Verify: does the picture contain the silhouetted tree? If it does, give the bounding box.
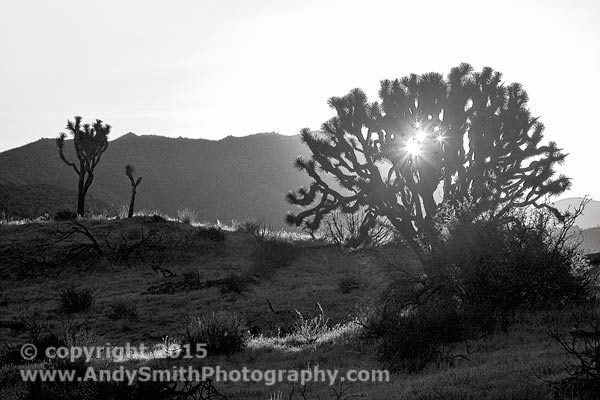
[56,116,110,216]
[125,164,142,218]
[286,64,570,254]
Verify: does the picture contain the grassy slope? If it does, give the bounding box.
[0,219,412,343]
[0,219,576,399]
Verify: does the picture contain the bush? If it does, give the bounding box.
[293,303,330,345]
[1,312,67,366]
[320,207,395,248]
[106,301,138,322]
[184,311,247,356]
[177,208,197,224]
[425,206,587,327]
[54,209,78,221]
[366,205,589,372]
[236,219,270,238]
[365,279,471,372]
[58,286,95,314]
[250,238,297,277]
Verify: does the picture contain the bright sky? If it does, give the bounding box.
[1,0,599,199]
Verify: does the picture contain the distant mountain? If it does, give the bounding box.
[1,135,597,231]
[581,227,600,253]
[554,197,600,230]
[0,133,311,227]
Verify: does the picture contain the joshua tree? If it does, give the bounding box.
[286,64,570,254]
[56,116,111,216]
[125,164,143,218]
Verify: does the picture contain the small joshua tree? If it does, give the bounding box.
[56,116,110,216]
[125,164,143,218]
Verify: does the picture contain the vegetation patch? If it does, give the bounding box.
[184,311,247,356]
[58,285,95,314]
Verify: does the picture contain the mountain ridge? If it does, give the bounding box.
[1,135,597,235]
[0,133,310,227]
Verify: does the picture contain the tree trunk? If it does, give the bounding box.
[128,189,137,218]
[77,174,86,216]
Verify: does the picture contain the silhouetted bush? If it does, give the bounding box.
[1,312,67,367]
[425,206,587,327]
[321,208,395,248]
[54,209,78,221]
[236,219,269,238]
[367,205,589,372]
[58,285,95,314]
[365,278,472,372]
[177,208,197,224]
[184,311,247,356]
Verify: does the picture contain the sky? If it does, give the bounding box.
[1,0,599,199]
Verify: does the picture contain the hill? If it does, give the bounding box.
[1,135,597,231]
[581,227,600,253]
[0,133,311,227]
[554,197,600,230]
[0,218,584,399]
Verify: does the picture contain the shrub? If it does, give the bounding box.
[293,303,330,345]
[236,219,270,238]
[106,301,138,322]
[194,226,225,242]
[366,205,588,372]
[184,311,247,356]
[424,206,587,327]
[54,209,78,221]
[338,275,360,293]
[320,207,395,248]
[177,208,197,224]
[250,238,297,277]
[58,285,95,314]
[365,279,470,372]
[2,312,67,366]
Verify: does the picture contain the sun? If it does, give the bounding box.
[414,130,427,142]
[405,137,421,156]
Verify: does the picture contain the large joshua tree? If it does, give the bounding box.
[56,116,111,216]
[286,64,570,254]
